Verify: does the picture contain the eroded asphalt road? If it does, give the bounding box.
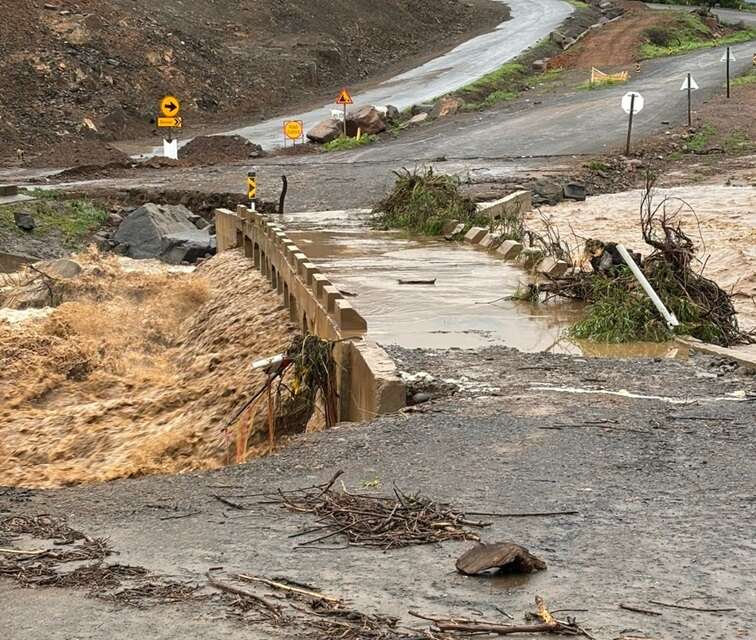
[3,347,755,639]
[141,0,573,155]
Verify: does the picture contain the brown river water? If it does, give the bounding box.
[280,209,684,358]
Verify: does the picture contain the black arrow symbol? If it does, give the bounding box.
[165,101,177,113]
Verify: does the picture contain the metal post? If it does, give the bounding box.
[687,72,692,128]
[726,47,731,99]
[625,93,635,156]
[342,103,347,137]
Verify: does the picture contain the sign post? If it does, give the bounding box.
[247,169,257,212]
[157,95,182,159]
[721,48,736,99]
[680,74,699,128]
[621,91,644,156]
[282,120,304,146]
[335,88,353,137]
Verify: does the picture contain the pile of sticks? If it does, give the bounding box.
[262,471,489,550]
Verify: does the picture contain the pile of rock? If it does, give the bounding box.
[307,105,399,144]
[111,203,216,264]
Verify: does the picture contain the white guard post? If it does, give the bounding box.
[617,244,680,329]
[163,139,178,160]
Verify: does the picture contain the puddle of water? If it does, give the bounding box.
[281,210,684,358]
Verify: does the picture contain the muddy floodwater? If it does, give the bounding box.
[280,209,685,358]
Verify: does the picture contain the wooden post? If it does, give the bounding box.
[687,72,692,128]
[625,93,635,156]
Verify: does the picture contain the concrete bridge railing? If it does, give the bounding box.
[215,206,406,423]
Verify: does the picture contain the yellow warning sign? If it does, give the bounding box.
[247,175,257,200]
[157,116,182,128]
[160,95,181,117]
[283,120,304,141]
[335,88,353,105]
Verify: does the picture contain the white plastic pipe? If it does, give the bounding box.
[617,244,679,328]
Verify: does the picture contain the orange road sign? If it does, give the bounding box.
[283,120,304,140]
[160,95,181,117]
[335,88,353,105]
[157,116,182,128]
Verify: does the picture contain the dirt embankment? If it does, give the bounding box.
[0,250,297,488]
[0,0,507,165]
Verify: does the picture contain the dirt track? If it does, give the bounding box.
[2,345,755,639]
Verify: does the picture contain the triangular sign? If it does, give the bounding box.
[335,88,353,105]
[680,75,699,91]
[720,50,736,62]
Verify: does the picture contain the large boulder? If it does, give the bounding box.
[14,211,35,232]
[307,118,342,144]
[346,106,387,136]
[113,203,216,264]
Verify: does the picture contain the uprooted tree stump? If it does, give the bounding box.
[456,542,547,576]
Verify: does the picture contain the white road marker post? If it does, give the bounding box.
[680,73,699,128]
[721,47,736,99]
[621,91,644,156]
[617,244,680,329]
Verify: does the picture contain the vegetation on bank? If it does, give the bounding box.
[323,134,377,152]
[372,168,485,235]
[639,12,756,59]
[732,68,756,86]
[455,62,564,110]
[649,0,747,9]
[0,194,108,247]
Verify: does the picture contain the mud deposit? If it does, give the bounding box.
[0,250,295,488]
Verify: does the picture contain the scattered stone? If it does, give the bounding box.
[14,211,36,232]
[347,106,387,136]
[532,59,549,73]
[113,203,216,264]
[456,542,547,576]
[35,258,83,279]
[442,219,460,236]
[385,105,400,122]
[430,96,463,119]
[407,113,429,126]
[411,103,434,115]
[532,179,564,206]
[187,213,210,230]
[306,118,342,144]
[411,392,431,405]
[106,212,123,227]
[563,181,586,201]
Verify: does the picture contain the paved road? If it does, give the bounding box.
[342,39,756,161]
[143,0,573,155]
[646,2,756,26]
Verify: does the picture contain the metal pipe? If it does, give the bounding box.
[616,244,680,329]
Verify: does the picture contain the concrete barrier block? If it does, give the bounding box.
[497,240,524,260]
[480,232,502,249]
[335,299,368,332]
[301,262,320,286]
[322,285,344,313]
[478,190,532,220]
[293,252,308,275]
[442,219,460,236]
[284,243,299,260]
[312,273,331,299]
[538,257,571,278]
[465,227,488,244]
[518,248,545,270]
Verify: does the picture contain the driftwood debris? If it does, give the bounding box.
[411,596,593,637]
[262,470,489,549]
[398,278,437,285]
[456,542,547,576]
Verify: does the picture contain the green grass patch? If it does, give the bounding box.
[732,69,756,87]
[686,123,717,152]
[0,197,108,247]
[323,134,377,152]
[567,0,590,8]
[372,168,489,236]
[639,13,756,59]
[455,62,563,111]
[723,129,754,153]
[585,160,610,172]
